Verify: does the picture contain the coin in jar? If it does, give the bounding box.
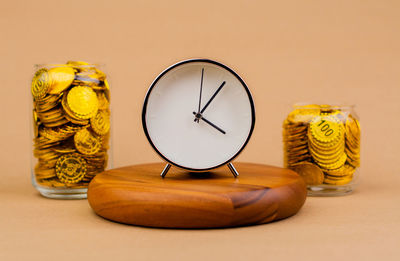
[55,153,87,184]
[67,86,99,119]
[48,66,75,94]
[74,128,101,155]
[90,110,110,136]
[32,68,51,100]
[309,114,343,144]
[291,162,324,185]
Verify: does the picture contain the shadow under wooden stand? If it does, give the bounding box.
[88,162,307,228]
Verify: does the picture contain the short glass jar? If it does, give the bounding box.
[31,61,111,199]
[283,104,360,196]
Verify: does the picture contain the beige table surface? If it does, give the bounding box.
[1,0,400,260]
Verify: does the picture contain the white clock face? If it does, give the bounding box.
[143,59,255,171]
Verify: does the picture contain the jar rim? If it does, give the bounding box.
[34,62,105,68]
[292,102,356,110]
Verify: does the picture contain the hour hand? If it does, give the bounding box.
[193,112,226,134]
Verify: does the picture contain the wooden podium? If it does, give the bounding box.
[88,162,307,228]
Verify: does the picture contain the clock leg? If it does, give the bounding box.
[227,163,239,178]
[160,164,171,178]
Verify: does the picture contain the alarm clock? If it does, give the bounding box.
[142,59,255,177]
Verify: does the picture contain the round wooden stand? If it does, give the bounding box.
[87,162,307,228]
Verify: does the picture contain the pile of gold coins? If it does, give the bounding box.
[283,105,360,186]
[31,61,110,189]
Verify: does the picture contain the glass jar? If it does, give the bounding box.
[31,61,111,199]
[283,104,360,196]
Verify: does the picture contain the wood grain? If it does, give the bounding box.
[87,162,307,228]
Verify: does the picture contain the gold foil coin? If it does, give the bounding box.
[33,109,39,138]
[291,162,324,185]
[104,79,110,100]
[61,94,89,125]
[316,152,347,171]
[90,110,110,136]
[309,114,343,143]
[67,86,99,119]
[32,68,51,100]
[97,92,109,110]
[323,175,353,185]
[67,61,90,66]
[74,128,101,155]
[48,66,75,94]
[55,154,87,184]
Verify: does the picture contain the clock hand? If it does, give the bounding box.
[192,112,226,134]
[200,81,226,114]
[201,117,226,134]
[194,68,204,123]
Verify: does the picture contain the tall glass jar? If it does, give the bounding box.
[31,61,111,199]
[283,104,360,196]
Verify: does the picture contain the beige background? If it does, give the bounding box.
[1,0,400,260]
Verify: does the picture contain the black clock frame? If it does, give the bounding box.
[142,59,256,172]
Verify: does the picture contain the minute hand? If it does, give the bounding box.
[200,81,226,114]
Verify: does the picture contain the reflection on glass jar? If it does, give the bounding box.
[283,104,360,196]
[31,61,111,199]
